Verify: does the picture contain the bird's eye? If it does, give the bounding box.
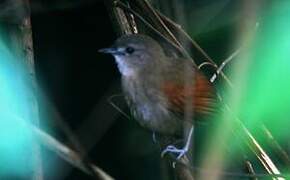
[125,47,135,54]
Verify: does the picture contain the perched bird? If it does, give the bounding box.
[99,34,216,159]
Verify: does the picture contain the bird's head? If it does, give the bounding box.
[99,34,166,76]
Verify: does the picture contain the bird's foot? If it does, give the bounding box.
[161,144,188,160]
[161,126,194,168]
[161,145,189,168]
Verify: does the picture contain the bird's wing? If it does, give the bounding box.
[161,71,216,118]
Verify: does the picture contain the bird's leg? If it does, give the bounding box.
[161,125,194,160]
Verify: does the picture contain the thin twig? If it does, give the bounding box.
[198,62,217,70]
[245,160,258,180]
[105,0,133,35]
[107,94,131,120]
[52,110,101,179]
[123,1,138,34]
[261,125,290,169]
[210,48,241,83]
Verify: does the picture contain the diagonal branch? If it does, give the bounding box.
[7,111,114,180]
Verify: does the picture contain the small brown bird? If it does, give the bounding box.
[99,34,216,159]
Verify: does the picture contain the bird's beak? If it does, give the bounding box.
[98,47,124,55]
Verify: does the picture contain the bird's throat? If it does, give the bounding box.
[114,56,136,77]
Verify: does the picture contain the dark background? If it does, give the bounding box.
[29,0,241,179]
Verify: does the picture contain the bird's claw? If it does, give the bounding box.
[160,126,194,168]
[161,145,188,160]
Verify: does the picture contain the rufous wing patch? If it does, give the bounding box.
[162,72,216,116]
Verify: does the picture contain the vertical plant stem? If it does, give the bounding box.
[20,1,43,179]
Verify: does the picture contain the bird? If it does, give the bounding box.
[99,34,216,160]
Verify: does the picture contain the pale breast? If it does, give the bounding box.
[132,101,182,135]
[123,77,183,136]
